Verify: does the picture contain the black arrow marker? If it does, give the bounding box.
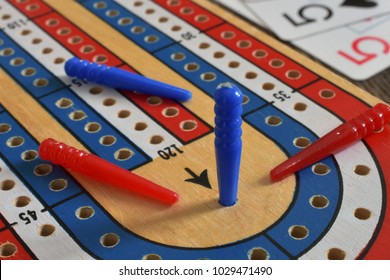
[184,168,212,189]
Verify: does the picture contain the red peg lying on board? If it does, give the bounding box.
[270,103,390,181]
[38,138,179,204]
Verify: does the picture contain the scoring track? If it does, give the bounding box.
[0,0,389,259]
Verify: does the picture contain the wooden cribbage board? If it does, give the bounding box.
[0,0,389,260]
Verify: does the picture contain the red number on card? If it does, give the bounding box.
[337,36,390,65]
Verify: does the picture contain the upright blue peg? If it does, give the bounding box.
[214,83,243,206]
[64,57,192,102]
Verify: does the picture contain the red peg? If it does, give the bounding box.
[38,138,179,204]
[270,103,390,181]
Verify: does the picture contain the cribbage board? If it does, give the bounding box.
[0,0,389,260]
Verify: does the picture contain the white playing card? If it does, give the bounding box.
[214,0,269,27]
[293,14,390,80]
[245,0,390,40]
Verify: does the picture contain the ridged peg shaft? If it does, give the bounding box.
[270,103,390,181]
[38,138,179,204]
[64,57,192,101]
[214,83,243,206]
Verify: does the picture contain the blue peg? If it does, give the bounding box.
[64,57,192,102]
[214,83,243,206]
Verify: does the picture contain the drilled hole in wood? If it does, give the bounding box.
[143,254,162,260]
[32,38,42,44]
[80,45,95,54]
[21,150,38,161]
[93,1,107,9]
[147,96,163,106]
[7,136,25,147]
[265,116,282,126]
[106,9,119,17]
[56,97,73,108]
[293,137,311,148]
[327,248,346,260]
[310,195,329,209]
[131,26,145,34]
[162,107,179,117]
[57,27,71,36]
[100,233,120,248]
[171,52,185,61]
[354,208,371,220]
[0,123,11,133]
[237,40,251,48]
[248,248,270,260]
[228,61,240,68]
[117,110,131,118]
[150,135,164,145]
[20,29,31,36]
[242,95,250,105]
[0,243,17,258]
[180,6,193,14]
[0,48,14,56]
[118,17,133,25]
[354,165,370,176]
[213,51,225,59]
[21,67,36,76]
[1,14,11,20]
[159,17,169,23]
[221,30,235,39]
[198,42,210,49]
[134,122,148,131]
[68,36,83,44]
[14,196,31,207]
[49,179,68,191]
[286,70,302,80]
[1,179,15,191]
[89,86,104,94]
[253,49,268,58]
[167,0,181,7]
[93,55,108,64]
[195,14,209,23]
[262,82,275,90]
[180,120,198,131]
[103,98,116,106]
[53,57,65,64]
[26,3,39,11]
[245,72,257,79]
[10,57,25,66]
[145,35,159,43]
[34,164,52,176]
[201,72,216,81]
[33,78,49,87]
[289,225,308,240]
[45,18,59,27]
[319,89,336,99]
[69,110,87,121]
[76,206,95,220]
[114,149,133,161]
[184,62,199,71]
[312,163,330,175]
[100,135,116,146]
[85,122,101,133]
[269,58,285,68]
[39,224,56,237]
[293,102,307,111]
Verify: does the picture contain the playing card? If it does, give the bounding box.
[293,14,390,80]
[214,0,269,27]
[245,0,390,40]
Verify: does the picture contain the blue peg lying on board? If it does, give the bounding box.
[64,57,192,102]
[214,82,243,207]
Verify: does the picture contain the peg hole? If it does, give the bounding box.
[131,26,145,34]
[180,120,197,131]
[237,40,251,49]
[312,163,330,176]
[49,179,68,192]
[100,233,120,248]
[252,49,268,58]
[198,42,210,49]
[56,97,73,108]
[269,58,285,68]
[147,96,163,106]
[143,254,162,260]
[0,123,11,133]
[114,148,133,161]
[76,206,95,220]
[213,51,225,59]
[310,195,329,209]
[34,164,52,176]
[14,196,31,207]
[354,165,370,176]
[162,107,179,118]
[1,179,15,191]
[118,17,133,25]
[0,243,17,258]
[293,137,311,148]
[221,30,235,40]
[85,122,101,133]
[195,14,209,23]
[242,95,250,105]
[117,110,131,118]
[145,35,159,43]
[89,86,104,95]
[228,61,240,68]
[0,48,15,56]
[245,72,257,79]
[286,70,302,80]
[184,62,199,72]
[262,82,275,91]
[69,110,87,121]
[102,98,116,106]
[265,116,282,126]
[327,248,346,260]
[57,27,71,36]
[21,150,38,161]
[39,224,56,237]
[33,78,49,87]
[288,225,308,240]
[319,89,336,99]
[150,135,164,145]
[134,122,148,131]
[10,57,25,66]
[201,72,216,81]
[354,208,371,220]
[293,102,307,112]
[93,55,108,64]
[248,247,270,260]
[100,135,116,146]
[7,136,25,147]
